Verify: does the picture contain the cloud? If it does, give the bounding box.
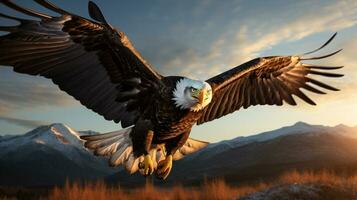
[230,0,357,61]
[148,0,357,80]
[0,69,76,114]
[0,116,48,129]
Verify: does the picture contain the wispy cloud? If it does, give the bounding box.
[0,116,48,129]
[228,0,357,63]
[149,0,357,80]
[0,70,75,114]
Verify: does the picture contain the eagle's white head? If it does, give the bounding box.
[172,78,213,112]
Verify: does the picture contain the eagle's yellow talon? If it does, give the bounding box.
[142,154,154,176]
[156,155,173,180]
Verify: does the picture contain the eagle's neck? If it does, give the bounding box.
[172,78,194,110]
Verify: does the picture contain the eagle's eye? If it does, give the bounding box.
[190,87,197,93]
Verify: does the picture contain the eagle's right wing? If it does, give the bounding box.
[198,33,343,125]
[0,0,162,127]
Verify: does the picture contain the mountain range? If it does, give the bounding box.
[108,122,357,186]
[1,122,356,186]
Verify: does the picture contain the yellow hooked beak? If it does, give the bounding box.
[198,89,206,104]
[193,89,206,104]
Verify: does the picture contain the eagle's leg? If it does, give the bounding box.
[142,130,154,176]
[156,154,173,180]
[155,154,172,180]
[156,131,189,180]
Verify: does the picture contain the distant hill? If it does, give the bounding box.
[1,122,357,187]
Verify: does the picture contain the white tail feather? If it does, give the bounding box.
[85,136,120,149]
[92,133,126,149]
[125,154,140,174]
[81,127,132,141]
[81,128,209,175]
[83,129,130,149]
[95,142,120,156]
[172,137,209,160]
[80,127,135,167]
[110,143,132,166]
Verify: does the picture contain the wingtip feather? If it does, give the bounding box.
[303,32,338,56]
[301,49,342,60]
[88,1,108,24]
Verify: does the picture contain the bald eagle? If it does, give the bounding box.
[0,0,343,180]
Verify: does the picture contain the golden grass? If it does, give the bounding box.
[40,179,268,200]
[2,170,357,200]
[279,169,357,193]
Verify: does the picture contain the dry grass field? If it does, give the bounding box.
[1,170,357,200]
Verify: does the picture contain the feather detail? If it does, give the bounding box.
[80,127,135,168]
[197,33,343,125]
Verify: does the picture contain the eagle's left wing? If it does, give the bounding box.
[0,0,163,128]
[197,33,343,125]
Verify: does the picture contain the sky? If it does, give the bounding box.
[0,0,356,142]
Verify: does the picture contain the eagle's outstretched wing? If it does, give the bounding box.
[198,33,343,125]
[0,0,162,127]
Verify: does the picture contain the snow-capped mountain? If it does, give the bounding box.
[1,124,101,163]
[1,124,80,155]
[0,123,119,186]
[1,121,357,186]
